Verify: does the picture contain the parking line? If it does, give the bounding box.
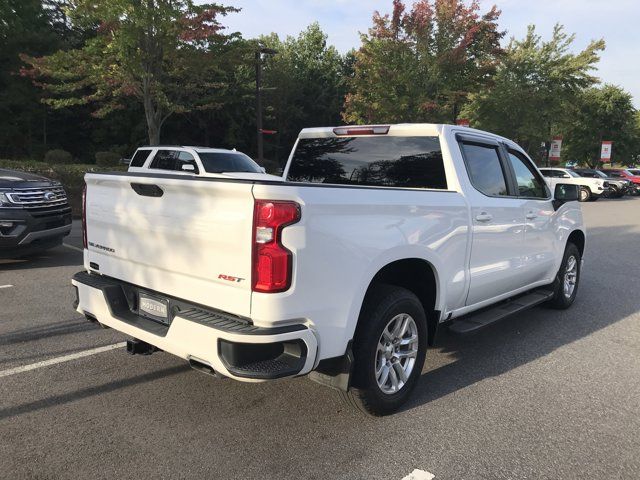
[63,243,84,253]
[0,285,14,289]
[401,469,435,480]
[0,342,126,379]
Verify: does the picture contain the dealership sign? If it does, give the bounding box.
[600,141,613,163]
[549,136,563,162]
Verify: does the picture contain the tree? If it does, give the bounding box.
[258,23,349,166]
[0,0,63,157]
[343,0,504,124]
[560,85,638,167]
[461,25,605,159]
[22,0,239,145]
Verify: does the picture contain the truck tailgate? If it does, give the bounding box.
[84,173,255,317]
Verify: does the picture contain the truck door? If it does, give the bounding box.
[503,147,557,285]
[457,136,528,306]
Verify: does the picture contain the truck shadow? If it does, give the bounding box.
[0,318,99,346]
[405,224,640,412]
[0,245,82,270]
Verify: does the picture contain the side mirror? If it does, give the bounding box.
[553,184,579,209]
[181,163,195,172]
[120,158,131,166]
[260,167,266,174]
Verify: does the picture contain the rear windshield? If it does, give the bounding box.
[286,136,447,189]
[198,152,262,174]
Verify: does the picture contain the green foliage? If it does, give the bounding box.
[258,23,350,166]
[44,148,73,164]
[343,0,504,124]
[461,25,605,159]
[22,0,240,145]
[560,85,638,167]
[95,151,121,166]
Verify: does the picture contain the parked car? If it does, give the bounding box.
[600,168,640,195]
[571,168,630,198]
[127,145,282,180]
[0,169,72,258]
[539,167,606,201]
[73,124,585,415]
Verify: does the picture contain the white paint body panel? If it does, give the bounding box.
[78,124,585,379]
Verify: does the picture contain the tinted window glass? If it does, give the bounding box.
[149,150,179,171]
[198,152,262,173]
[507,150,548,198]
[287,136,447,189]
[460,143,508,196]
[130,149,152,167]
[176,151,199,173]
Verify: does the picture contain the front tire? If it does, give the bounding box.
[547,243,581,309]
[578,187,590,202]
[341,285,427,416]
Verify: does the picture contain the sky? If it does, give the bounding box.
[218,0,640,107]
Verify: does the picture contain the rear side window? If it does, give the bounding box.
[130,149,152,167]
[287,136,447,189]
[460,143,508,196]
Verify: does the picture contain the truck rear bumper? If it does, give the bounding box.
[72,271,317,381]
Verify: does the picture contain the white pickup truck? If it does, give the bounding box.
[73,124,585,415]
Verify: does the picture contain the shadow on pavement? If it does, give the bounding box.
[0,246,82,271]
[404,224,640,412]
[0,318,99,346]
[0,365,191,421]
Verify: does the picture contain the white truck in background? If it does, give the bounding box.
[72,124,585,415]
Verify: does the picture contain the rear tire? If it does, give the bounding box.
[578,187,590,202]
[547,243,581,309]
[340,285,427,416]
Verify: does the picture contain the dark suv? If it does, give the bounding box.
[0,169,72,258]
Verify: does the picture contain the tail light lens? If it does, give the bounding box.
[82,183,88,249]
[252,200,301,293]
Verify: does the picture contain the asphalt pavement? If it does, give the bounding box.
[1,200,639,480]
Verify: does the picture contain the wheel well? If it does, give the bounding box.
[568,230,585,256]
[359,258,439,345]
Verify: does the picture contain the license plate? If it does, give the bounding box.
[138,292,169,324]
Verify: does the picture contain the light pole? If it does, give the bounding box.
[255,46,277,163]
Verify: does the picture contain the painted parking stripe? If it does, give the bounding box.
[0,285,14,289]
[62,243,84,253]
[401,469,435,480]
[0,342,126,379]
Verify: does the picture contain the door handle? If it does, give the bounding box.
[475,213,493,222]
[526,212,538,220]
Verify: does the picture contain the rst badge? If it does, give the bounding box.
[218,274,245,283]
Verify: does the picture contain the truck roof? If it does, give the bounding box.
[298,123,517,146]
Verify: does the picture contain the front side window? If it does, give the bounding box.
[460,142,508,196]
[506,150,549,198]
[149,150,178,171]
[287,136,447,189]
[198,152,262,174]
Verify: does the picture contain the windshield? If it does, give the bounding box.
[197,152,262,174]
[593,171,608,178]
[566,170,581,178]
[628,169,640,176]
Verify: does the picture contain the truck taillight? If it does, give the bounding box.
[252,200,300,293]
[82,184,87,249]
